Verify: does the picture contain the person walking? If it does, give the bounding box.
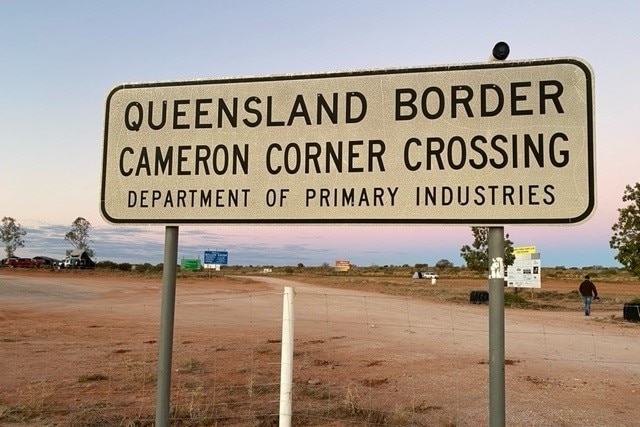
[579,275,599,316]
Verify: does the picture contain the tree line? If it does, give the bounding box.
[1,216,94,259]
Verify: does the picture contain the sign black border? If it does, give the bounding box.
[101,58,595,225]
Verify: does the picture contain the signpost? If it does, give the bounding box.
[180,258,201,270]
[203,250,228,271]
[204,250,228,265]
[507,246,541,288]
[334,260,350,272]
[101,51,594,427]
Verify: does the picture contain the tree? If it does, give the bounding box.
[460,227,515,272]
[435,259,454,269]
[65,217,94,257]
[1,216,27,258]
[610,183,640,277]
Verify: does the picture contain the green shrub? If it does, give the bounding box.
[96,260,118,269]
[504,292,531,308]
[117,262,132,271]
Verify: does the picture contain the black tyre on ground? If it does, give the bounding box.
[623,303,640,322]
[469,290,489,303]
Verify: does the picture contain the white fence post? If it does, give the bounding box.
[279,286,295,427]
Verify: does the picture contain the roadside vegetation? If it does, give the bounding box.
[6,262,637,313]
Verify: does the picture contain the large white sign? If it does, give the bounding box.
[101,58,594,224]
[507,253,542,288]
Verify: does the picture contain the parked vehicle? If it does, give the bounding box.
[33,256,59,268]
[58,254,94,269]
[2,257,19,267]
[67,250,95,269]
[411,271,440,279]
[6,257,36,268]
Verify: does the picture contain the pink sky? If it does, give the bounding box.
[2,2,638,267]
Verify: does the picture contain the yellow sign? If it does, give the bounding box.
[513,246,536,255]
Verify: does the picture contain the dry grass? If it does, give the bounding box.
[278,268,640,312]
[1,266,638,426]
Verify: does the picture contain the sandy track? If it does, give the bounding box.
[1,270,639,426]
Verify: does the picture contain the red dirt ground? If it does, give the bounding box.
[1,269,639,426]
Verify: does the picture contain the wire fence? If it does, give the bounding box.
[1,285,639,426]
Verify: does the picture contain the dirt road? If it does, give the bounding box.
[1,270,639,426]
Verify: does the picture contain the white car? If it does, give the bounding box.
[59,258,75,268]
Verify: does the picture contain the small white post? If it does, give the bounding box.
[279,286,295,427]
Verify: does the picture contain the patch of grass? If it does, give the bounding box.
[0,404,44,423]
[124,360,156,386]
[340,387,388,425]
[412,401,444,413]
[255,346,273,355]
[361,378,389,388]
[68,413,130,427]
[0,382,56,423]
[178,357,204,375]
[338,387,426,425]
[170,402,216,427]
[249,382,279,395]
[567,290,583,299]
[503,292,531,308]
[534,290,565,301]
[78,373,108,383]
[295,382,332,400]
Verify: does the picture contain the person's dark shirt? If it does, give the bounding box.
[579,280,598,297]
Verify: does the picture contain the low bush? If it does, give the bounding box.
[504,292,531,308]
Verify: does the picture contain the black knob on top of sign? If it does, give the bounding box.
[491,41,510,61]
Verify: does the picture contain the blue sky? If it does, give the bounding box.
[1,1,639,267]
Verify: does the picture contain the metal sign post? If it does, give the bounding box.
[486,43,507,427]
[155,226,179,427]
[488,226,505,427]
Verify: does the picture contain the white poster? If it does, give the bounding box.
[507,253,541,288]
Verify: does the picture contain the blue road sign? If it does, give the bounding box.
[204,250,228,265]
